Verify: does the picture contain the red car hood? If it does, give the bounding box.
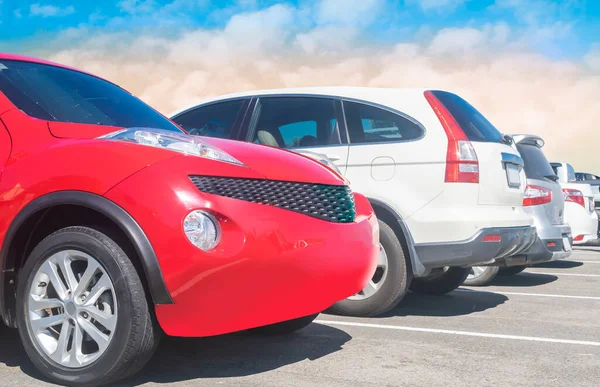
[199,137,344,185]
[49,123,344,186]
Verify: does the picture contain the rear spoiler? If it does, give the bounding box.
[510,134,545,147]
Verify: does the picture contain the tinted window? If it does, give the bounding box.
[250,97,340,148]
[0,60,181,131]
[516,143,556,181]
[344,101,423,144]
[172,100,244,139]
[431,90,503,143]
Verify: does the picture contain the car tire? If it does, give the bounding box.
[498,266,526,276]
[327,219,410,317]
[249,313,319,335]
[462,266,500,286]
[16,226,161,387]
[410,267,470,295]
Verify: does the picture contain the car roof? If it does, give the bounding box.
[170,86,438,118]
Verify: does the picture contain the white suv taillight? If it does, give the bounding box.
[424,91,479,183]
[523,185,552,206]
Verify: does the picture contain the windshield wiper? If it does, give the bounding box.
[544,174,559,182]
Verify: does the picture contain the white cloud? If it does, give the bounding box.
[14,9,22,18]
[30,3,75,18]
[584,44,600,72]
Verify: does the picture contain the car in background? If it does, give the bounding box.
[552,162,599,244]
[576,172,600,182]
[465,135,572,286]
[0,54,380,386]
[575,172,600,226]
[171,87,537,317]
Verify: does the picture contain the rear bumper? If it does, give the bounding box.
[565,202,598,245]
[414,226,537,270]
[574,234,598,245]
[502,234,573,266]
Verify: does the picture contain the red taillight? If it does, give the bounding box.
[563,188,585,207]
[482,235,501,242]
[574,235,584,242]
[523,185,552,206]
[547,241,556,247]
[424,91,479,183]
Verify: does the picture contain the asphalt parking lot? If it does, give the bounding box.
[2,247,599,387]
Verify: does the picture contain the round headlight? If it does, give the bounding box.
[183,210,220,251]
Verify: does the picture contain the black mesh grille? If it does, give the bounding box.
[189,176,356,223]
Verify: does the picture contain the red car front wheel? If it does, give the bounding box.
[16,226,160,387]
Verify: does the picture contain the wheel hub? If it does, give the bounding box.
[27,250,118,369]
[65,302,77,317]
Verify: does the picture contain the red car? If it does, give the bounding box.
[0,54,379,386]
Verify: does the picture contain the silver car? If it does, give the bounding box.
[465,134,572,285]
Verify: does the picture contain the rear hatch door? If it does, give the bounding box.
[515,140,564,225]
[431,91,525,206]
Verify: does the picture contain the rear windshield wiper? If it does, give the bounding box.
[544,175,559,182]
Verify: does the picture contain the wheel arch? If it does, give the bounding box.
[367,198,426,277]
[0,190,173,327]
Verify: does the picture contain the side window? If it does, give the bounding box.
[567,164,576,182]
[250,97,341,149]
[172,100,245,139]
[343,101,423,144]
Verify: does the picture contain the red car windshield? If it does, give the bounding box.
[0,59,182,132]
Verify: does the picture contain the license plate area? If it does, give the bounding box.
[505,163,521,188]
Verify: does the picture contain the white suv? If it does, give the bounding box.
[170,87,536,316]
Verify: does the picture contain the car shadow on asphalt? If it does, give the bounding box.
[533,260,584,269]
[377,290,509,318]
[489,272,558,287]
[119,323,350,385]
[0,323,351,386]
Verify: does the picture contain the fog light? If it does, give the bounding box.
[183,210,220,251]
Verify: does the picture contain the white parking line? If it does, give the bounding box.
[575,260,600,264]
[456,288,600,300]
[527,272,600,277]
[316,320,600,347]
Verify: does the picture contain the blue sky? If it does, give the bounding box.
[0,0,598,60]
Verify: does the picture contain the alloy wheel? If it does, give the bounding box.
[27,250,117,368]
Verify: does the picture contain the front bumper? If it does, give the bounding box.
[106,159,378,337]
[414,226,537,270]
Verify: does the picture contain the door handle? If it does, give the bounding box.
[326,154,341,162]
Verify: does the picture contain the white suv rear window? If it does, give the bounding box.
[431,90,503,143]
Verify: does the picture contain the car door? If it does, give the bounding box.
[342,99,442,218]
[171,98,250,140]
[244,96,349,174]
